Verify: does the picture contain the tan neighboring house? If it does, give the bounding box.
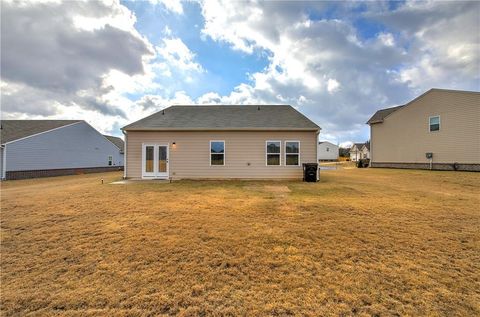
[122,105,321,180]
[367,88,480,171]
[349,143,370,161]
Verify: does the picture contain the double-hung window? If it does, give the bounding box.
[285,141,300,166]
[108,155,113,166]
[429,116,440,132]
[210,141,225,165]
[266,141,281,165]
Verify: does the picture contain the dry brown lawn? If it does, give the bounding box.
[1,168,479,316]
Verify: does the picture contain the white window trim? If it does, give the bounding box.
[108,155,113,166]
[210,140,225,166]
[429,115,440,132]
[266,140,281,166]
[284,140,301,166]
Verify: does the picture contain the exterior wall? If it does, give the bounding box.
[6,166,122,180]
[349,147,360,161]
[371,90,480,166]
[371,162,479,172]
[5,121,124,172]
[318,142,339,161]
[360,147,370,159]
[125,130,318,179]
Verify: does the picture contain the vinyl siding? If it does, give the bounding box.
[318,142,338,160]
[371,90,480,164]
[5,121,124,171]
[126,131,317,179]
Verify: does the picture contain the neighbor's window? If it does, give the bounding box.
[210,141,225,165]
[108,155,113,166]
[429,116,440,132]
[266,141,281,165]
[285,141,300,166]
[326,147,330,152]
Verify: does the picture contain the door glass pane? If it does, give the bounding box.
[158,146,167,172]
[145,146,154,172]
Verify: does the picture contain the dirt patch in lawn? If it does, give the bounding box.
[1,169,479,316]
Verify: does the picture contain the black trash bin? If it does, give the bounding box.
[303,163,318,182]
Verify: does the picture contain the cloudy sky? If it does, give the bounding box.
[1,0,479,146]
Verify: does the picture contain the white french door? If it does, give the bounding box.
[142,143,169,179]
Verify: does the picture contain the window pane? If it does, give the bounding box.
[430,116,440,131]
[267,141,280,153]
[267,154,280,165]
[158,146,167,172]
[286,141,299,153]
[211,141,224,153]
[211,154,224,165]
[145,146,154,172]
[286,154,299,166]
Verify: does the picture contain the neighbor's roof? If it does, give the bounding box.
[103,135,124,151]
[366,88,480,125]
[351,143,365,150]
[0,120,81,144]
[122,105,320,131]
[319,141,337,146]
[366,105,405,124]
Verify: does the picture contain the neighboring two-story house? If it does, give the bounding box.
[367,89,479,171]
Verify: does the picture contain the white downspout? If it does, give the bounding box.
[1,144,6,180]
[122,130,127,179]
[316,130,320,181]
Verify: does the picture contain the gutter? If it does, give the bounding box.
[121,127,321,132]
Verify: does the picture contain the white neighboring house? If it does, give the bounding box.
[350,143,370,161]
[0,120,124,180]
[318,141,339,161]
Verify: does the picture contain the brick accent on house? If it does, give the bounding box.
[5,166,124,180]
[370,162,480,172]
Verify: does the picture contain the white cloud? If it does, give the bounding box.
[1,0,155,122]
[156,38,204,73]
[198,0,479,141]
[152,0,184,15]
[327,79,340,94]
[378,32,395,47]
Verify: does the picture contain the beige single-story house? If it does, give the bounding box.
[349,143,370,161]
[122,105,320,180]
[367,88,480,171]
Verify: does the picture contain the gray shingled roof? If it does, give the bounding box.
[122,105,320,131]
[367,105,405,124]
[104,135,124,152]
[1,120,81,144]
[351,143,365,150]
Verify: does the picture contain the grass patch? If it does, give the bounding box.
[1,168,479,316]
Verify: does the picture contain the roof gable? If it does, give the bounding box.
[122,105,320,131]
[103,135,124,151]
[367,88,480,125]
[1,120,82,144]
